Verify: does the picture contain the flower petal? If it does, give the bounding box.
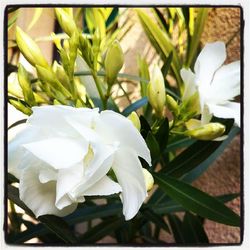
[8,125,42,178]
[112,147,147,220]
[95,111,151,165]
[180,68,197,100]
[209,61,240,103]
[208,102,240,127]
[194,42,226,87]
[68,144,115,199]
[84,176,122,196]
[55,163,84,209]
[20,167,77,217]
[23,137,88,169]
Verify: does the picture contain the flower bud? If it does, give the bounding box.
[128,111,141,131]
[166,94,178,114]
[55,8,78,37]
[142,168,154,191]
[17,64,36,106]
[185,122,226,140]
[9,99,32,115]
[36,65,71,98]
[147,64,166,117]
[16,26,48,68]
[104,40,124,86]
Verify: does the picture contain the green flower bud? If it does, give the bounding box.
[142,168,154,191]
[128,111,141,131]
[16,26,48,68]
[17,64,36,106]
[104,40,124,86]
[55,8,78,37]
[166,94,178,114]
[185,122,225,140]
[36,65,71,98]
[147,64,166,117]
[9,98,32,115]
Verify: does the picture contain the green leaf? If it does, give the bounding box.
[150,193,240,215]
[182,126,240,183]
[165,137,196,152]
[168,214,186,243]
[27,8,43,31]
[161,51,173,78]
[155,117,169,151]
[8,119,27,130]
[139,115,151,139]
[136,9,182,87]
[146,131,160,160]
[153,174,240,226]
[142,209,170,233]
[182,212,209,243]
[122,97,148,116]
[8,185,77,243]
[137,55,150,98]
[78,217,123,243]
[186,8,209,67]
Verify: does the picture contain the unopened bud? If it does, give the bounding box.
[142,168,154,191]
[17,64,36,106]
[128,111,141,131]
[16,26,48,68]
[55,8,78,37]
[166,94,178,114]
[147,64,166,116]
[104,40,124,86]
[185,122,226,140]
[9,99,32,116]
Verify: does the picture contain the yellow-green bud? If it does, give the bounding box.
[147,64,166,117]
[55,8,78,37]
[36,65,71,98]
[17,64,36,106]
[166,94,178,114]
[52,61,70,89]
[16,26,48,68]
[185,122,226,141]
[104,40,124,86]
[142,168,154,191]
[9,99,32,116]
[128,111,141,131]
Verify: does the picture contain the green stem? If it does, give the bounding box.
[91,70,106,109]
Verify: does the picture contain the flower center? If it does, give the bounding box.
[83,145,94,168]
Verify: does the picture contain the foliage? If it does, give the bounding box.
[7,7,241,245]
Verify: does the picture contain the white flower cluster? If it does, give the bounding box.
[8,106,151,220]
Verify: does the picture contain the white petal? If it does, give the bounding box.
[20,167,77,217]
[95,111,151,165]
[55,163,84,210]
[84,176,122,196]
[194,42,226,87]
[8,125,42,178]
[208,102,240,127]
[112,147,147,220]
[69,144,115,199]
[180,68,197,100]
[23,137,88,169]
[209,61,240,103]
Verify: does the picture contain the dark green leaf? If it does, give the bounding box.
[139,115,151,139]
[182,212,209,243]
[168,214,186,243]
[155,117,169,151]
[161,51,173,78]
[153,174,240,226]
[146,131,160,160]
[122,97,148,116]
[150,193,240,215]
[78,217,123,243]
[8,119,27,130]
[143,209,170,233]
[182,126,240,183]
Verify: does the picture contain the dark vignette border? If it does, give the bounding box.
[3,3,245,247]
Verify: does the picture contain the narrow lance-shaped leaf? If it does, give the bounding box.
[153,174,240,226]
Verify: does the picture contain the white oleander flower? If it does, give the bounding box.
[8,105,151,220]
[181,41,240,126]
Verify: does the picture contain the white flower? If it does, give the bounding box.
[8,105,151,220]
[181,42,240,126]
